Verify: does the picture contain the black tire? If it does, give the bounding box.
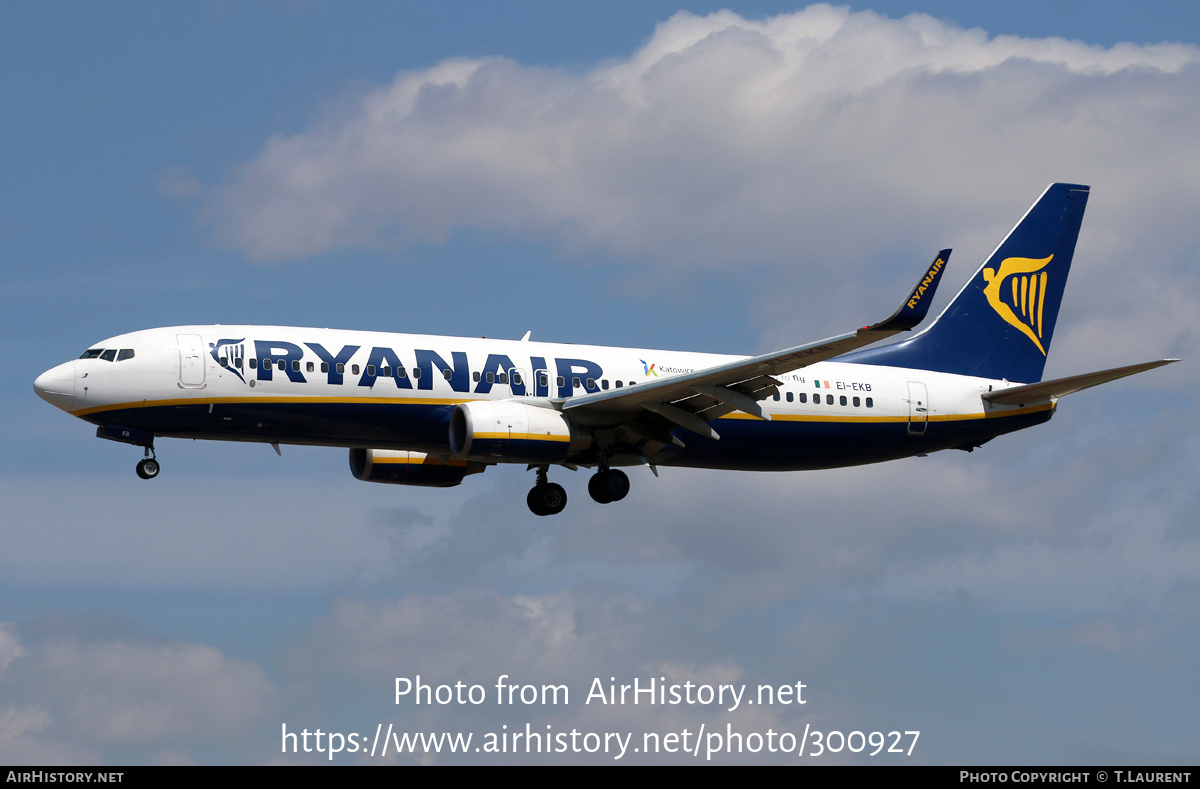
[589,470,629,503]
[588,473,613,504]
[136,458,160,480]
[527,485,549,516]
[603,469,630,502]
[528,483,567,516]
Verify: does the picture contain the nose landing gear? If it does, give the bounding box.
[136,457,160,479]
[135,443,159,480]
[96,424,160,480]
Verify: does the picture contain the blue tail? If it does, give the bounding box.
[842,183,1090,383]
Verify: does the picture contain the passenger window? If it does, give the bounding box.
[615,380,623,388]
[321,362,329,373]
[865,397,873,408]
[840,395,847,406]
[219,356,228,366]
[826,394,834,405]
[772,393,780,401]
[556,376,565,388]
[473,371,481,382]
[118,349,135,361]
[382,366,391,377]
[234,357,243,368]
[262,358,271,367]
[291,360,300,372]
[352,365,360,375]
[786,392,793,402]
[539,374,549,387]
[586,377,595,391]
[412,368,421,379]
[602,379,609,390]
[512,372,522,386]
[853,396,860,407]
[335,363,344,374]
[250,358,258,370]
[799,393,807,403]
[498,372,508,384]
[443,369,452,381]
[573,377,582,389]
[79,349,104,359]
[398,367,407,378]
[278,360,286,371]
[306,362,314,373]
[100,349,117,362]
[366,365,376,376]
[486,372,495,383]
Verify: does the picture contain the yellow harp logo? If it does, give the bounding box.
[982,255,1053,356]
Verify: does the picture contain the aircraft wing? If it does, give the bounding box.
[562,251,951,439]
[982,359,1179,405]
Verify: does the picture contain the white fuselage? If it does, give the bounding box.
[35,325,1051,473]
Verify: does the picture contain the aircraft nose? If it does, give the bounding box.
[34,361,76,412]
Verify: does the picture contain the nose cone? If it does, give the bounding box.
[34,361,76,412]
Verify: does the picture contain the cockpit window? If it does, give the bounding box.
[117,349,135,361]
[79,349,104,359]
[99,349,117,362]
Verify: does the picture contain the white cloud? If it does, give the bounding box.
[208,5,1200,268]
[0,624,274,762]
[206,5,1200,371]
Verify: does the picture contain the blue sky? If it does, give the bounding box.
[3,1,1199,764]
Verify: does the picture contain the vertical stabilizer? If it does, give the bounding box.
[841,183,1090,383]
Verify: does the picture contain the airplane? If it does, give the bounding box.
[34,183,1177,516]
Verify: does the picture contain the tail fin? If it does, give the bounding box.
[842,183,1090,382]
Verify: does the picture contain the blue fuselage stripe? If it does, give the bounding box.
[83,401,1051,471]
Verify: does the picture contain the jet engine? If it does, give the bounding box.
[449,400,588,463]
[349,449,486,488]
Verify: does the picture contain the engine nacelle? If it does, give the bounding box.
[449,400,588,463]
[349,449,485,488]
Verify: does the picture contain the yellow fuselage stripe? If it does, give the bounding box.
[72,396,1053,424]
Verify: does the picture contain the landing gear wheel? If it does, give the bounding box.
[136,458,160,480]
[588,469,629,504]
[527,483,568,516]
[588,474,611,504]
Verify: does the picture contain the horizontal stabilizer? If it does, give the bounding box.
[983,359,1179,405]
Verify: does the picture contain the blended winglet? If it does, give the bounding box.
[867,249,951,333]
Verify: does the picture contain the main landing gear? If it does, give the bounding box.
[588,468,629,504]
[526,464,631,516]
[527,466,567,517]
